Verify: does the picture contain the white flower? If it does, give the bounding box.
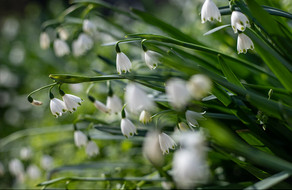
[185,110,206,127]
[201,0,221,23]
[116,52,132,74]
[0,162,5,176]
[106,95,122,114]
[9,158,24,176]
[74,130,88,147]
[166,78,191,110]
[62,94,83,113]
[50,98,67,117]
[83,19,96,35]
[237,33,254,54]
[41,155,54,170]
[144,50,160,69]
[58,27,69,40]
[139,110,152,124]
[20,147,32,160]
[72,33,93,57]
[231,11,250,33]
[27,164,41,180]
[143,131,164,167]
[94,100,110,113]
[158,133,176,154]
[53,39,70,57]
[31,99,43,106]
[187,74,212,100]
[125,83,155,113]
[173,132,209,189]
[121,118,137,138]
[86,140,99,157]
[178,122,191,131]
[40,32,50,50]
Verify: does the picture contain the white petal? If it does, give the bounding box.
[106,95,122,114]
[116,52,132,74]
[237,33,254,54]
[166,78,190,110]
[63,94,83,112]
[201,0,221,23]
[53,39,70,57]
[158,133,176,154]
[121,118,137,138]
[74,130,88,147]
[86,141,99,157]
[50,98,67,117]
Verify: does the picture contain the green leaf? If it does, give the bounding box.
[203,24,231,36]
[245,171,290,190]
[131,8,200,44]
[217,54,245,89]
[211,83,232,106]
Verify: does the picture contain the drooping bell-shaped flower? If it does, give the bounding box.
[74,130,88,148]
[143,50,160,69]
[60,91,83,113]
[172,132,209,189]
[187,74,212,100]
[72,33,94,57]
[201,0,221,23]
[50,95,67,118]
[40,32,50,50]
[41,155,54,170]
[53,39,70,57]
[139,110,152,124]
[9,158,24,176]
[121,118,137,138]
[83,19,96,35]
[20,147,32,160]
[27,164,41,180]
[116,52,132,74]
[231,11,250,33]
[125,83,155,113]
[143,131,164,167]
[185,110,206,127]
[237,33,254,54]
[106,95,122,114]
[158,132,177,154]
[86,140,99,157]
[166,78,191,110]
[88,95,110,113]
[58,27,69,41]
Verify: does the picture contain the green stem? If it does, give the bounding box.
[37,176,168,187]
[27,83,58,99]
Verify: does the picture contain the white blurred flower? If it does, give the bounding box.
[94,100,110,113]
[27,164,41,180]
[40,32,50,50]
[2,17,19,39]
[173,132,209,189]
[0,162,5,176]
[20,147,32,160]
[166,78,190,110]
[86,140,99,157]
[121,118,137,138]
[9,158,24,176]
[58,27,69,40]
[201,0,221,23]
[83,19,96,35]
[74,130,88,147]
[125,83,155,113]
[50,98,67,117]
[237,33,254,54]
[41,155,54,170]
[143,50,160,69]
[72,33,94,57]
[185,110,206,127]
[53,39,70,57]
[143,131,164,167]
[106,95,122,114]
[62,93,83,113]
[31,99,43,106]
[231,11,250,33]
[158,133,176,154]
[116,52,132,74]
[178,122,191,131]
[139,110,152,124]
[187,74,212,100]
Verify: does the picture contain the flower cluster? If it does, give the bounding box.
[40,19,96,57]
[201,0,254,54]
